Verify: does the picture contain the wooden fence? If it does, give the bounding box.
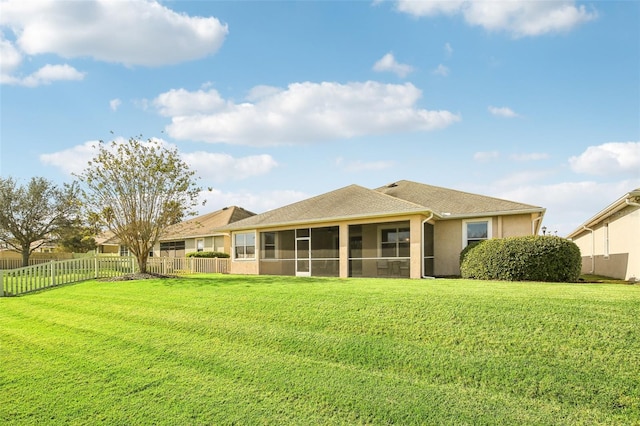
[0,256,229,297]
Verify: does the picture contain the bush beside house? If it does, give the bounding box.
[186,251,230,258]
[460,236,582,282]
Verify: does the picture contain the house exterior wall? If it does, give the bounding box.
[434,213,538,277]
[228,213,539,279]
[153,235,231,257]
[571,205,639,281]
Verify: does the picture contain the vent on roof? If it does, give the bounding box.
[222,207,229,210]
[387,182,398,188]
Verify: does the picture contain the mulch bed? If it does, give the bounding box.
[99,273,178,282]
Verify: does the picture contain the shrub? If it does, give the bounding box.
[186,251,230,258]
[460,236,582,282]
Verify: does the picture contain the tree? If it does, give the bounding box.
[55,217,98,253]
[0,177,80,266]
[77,137,200,273]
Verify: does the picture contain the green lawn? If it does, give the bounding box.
[1,275,639,425]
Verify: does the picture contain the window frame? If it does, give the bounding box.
[462,218,492,248]
[378,225,411,258]
[196,238,205,252]
[261,231,278,260]
[234,232,256,260]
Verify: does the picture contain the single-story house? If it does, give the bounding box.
[154,206,255,257]
[567,188,640,281]
[216,180,546,279]
[95,206,255,257]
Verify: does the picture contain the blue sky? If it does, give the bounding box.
[1,0,638,236]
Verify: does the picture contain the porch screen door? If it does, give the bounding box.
[295,228,311,277]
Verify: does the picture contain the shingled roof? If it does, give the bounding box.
[161,206,255,240]
[220,180,545,231]
[375,180,543,217]
[221,184,428,231]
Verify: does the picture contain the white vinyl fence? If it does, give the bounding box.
[1,256,229,297]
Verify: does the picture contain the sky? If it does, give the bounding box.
[1,0,638,237]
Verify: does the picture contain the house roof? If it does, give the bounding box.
[375,180,544,217]
[220,180,545,232]
[567,188,640,239]
[160,206,255,240]
[95,206,255,244]
[220,184,429,231]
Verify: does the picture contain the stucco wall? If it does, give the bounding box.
[572,205,639,281]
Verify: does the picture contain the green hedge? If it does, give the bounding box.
[460,236,582,282]
[186,251,230,258]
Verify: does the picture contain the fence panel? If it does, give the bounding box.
[1,256,229,297]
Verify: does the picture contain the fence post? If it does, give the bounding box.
[0,269,4,297]
[50,260,55,287]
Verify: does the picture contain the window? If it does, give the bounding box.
[119,246,130,257]
[235,232,255,259]
[213,236,225,253]
[463,219,491,247]
[380,227,410,257]
[160,241,186,251]
[196,238,204,252]
[262,232,277,259]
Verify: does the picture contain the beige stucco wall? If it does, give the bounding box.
[571,205,639,281]
[434,213,538,277]
[153,234,231,257]
[228,212,539,279]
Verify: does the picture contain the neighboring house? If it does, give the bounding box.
[216,180,545,279]
[95,230,130,256]
[154,206,255,257]
[567,188,640,281]
[95,206,255,257]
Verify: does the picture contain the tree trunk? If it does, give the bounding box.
[21,246,30,267]
[137,252,148,274]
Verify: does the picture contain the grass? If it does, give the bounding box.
[1,275,639,425]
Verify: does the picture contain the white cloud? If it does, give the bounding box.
[335,157,395,173]
[395,0,597,37]
[0,0,227,67]
[569,142,640,176]
[510,152,550,161]
[153,88,227,117]
[444,42,453,58]
[109,98,122,111]
[0,35,22,83]
[39,140,103,175]
[181,152,278,182]
[432,64,450,76]
[473,151,500,162]
[373,52,414,78]
[40,138,278,183]
[157,81,461,146]
[198,188,308,215]
[492,179,640,236]
[488,105,519,118]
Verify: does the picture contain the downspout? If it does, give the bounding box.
[583,226,595,274]
[422,213,435,279]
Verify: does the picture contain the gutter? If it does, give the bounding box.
[626,198,640,208]
[421,213,435,279]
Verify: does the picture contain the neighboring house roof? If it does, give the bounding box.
[160,206,255,240]
[221,180,545,231]
[95,230,120,246]
[375,180,544,217]
[567,188,640,239]
[95,206,255,245]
